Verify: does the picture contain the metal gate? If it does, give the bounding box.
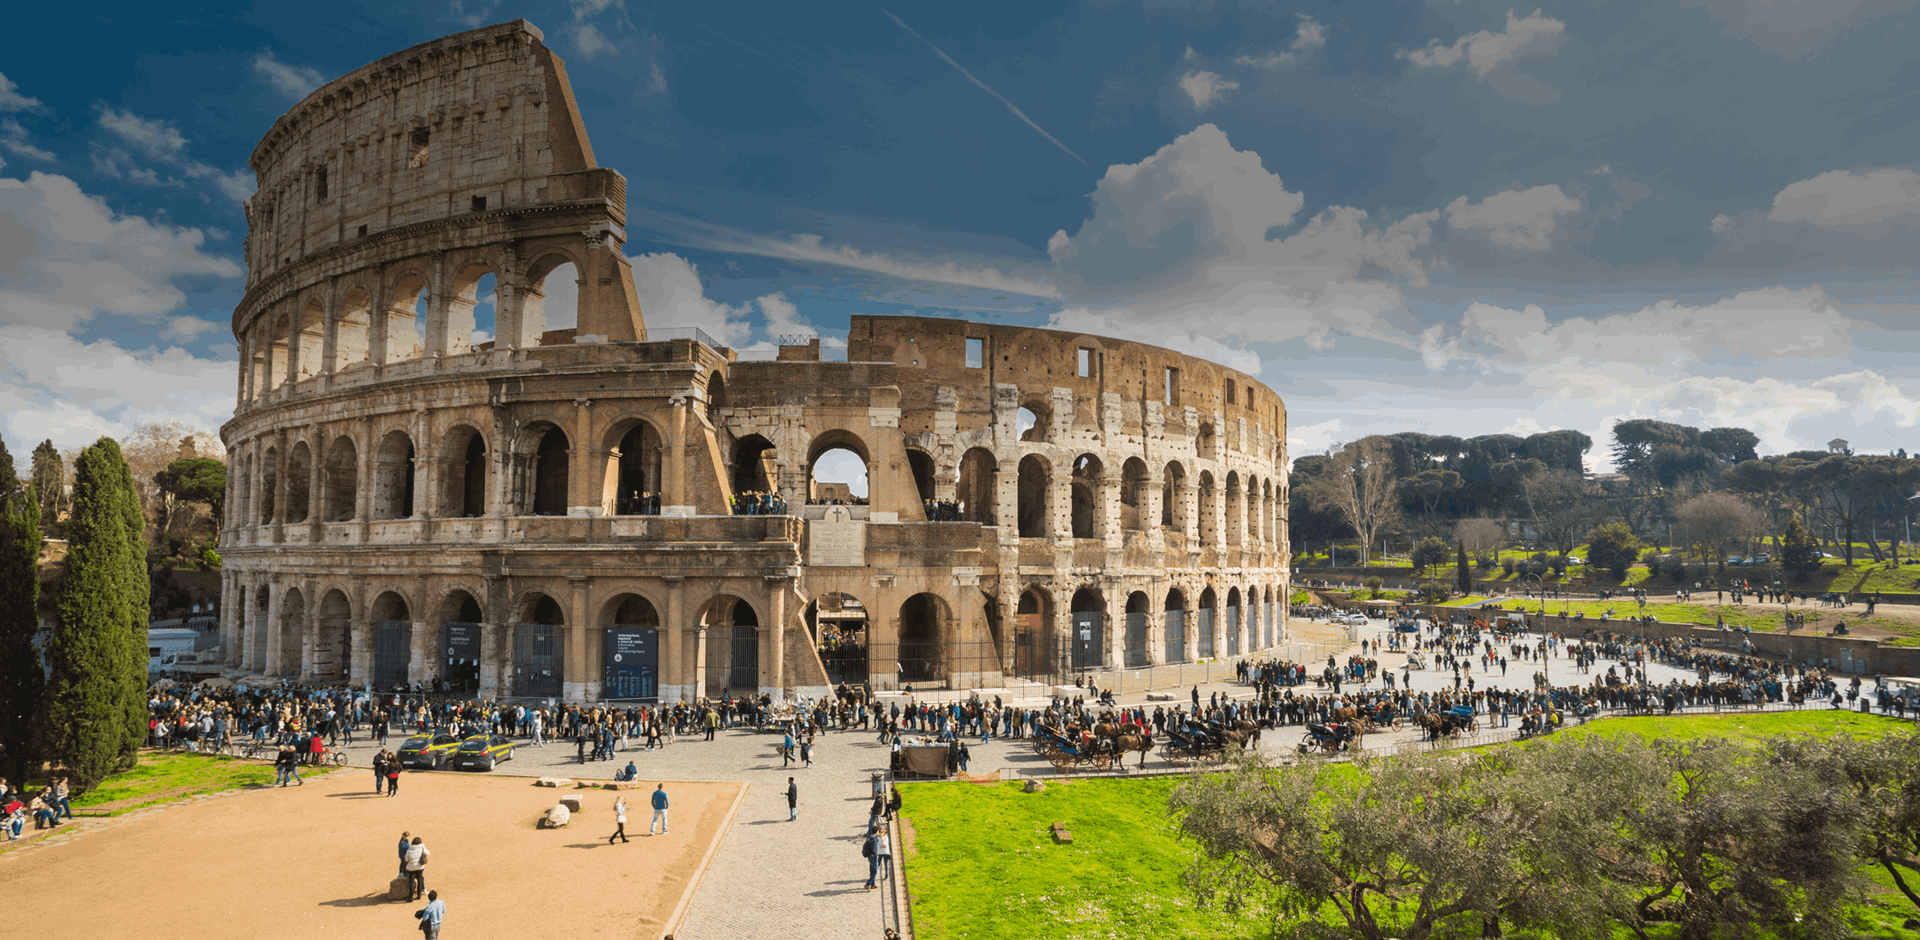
[1226,606,1241,657]
[820,642,868,687]
[511,623,562,698]
[1197,608,1215,659]
[1071,611,1102,672]
[1013,615,1057,679]
[1164,610,1187,663]
[1124,612,1148,667]
[728,625,759,690]
[373,619,410,691]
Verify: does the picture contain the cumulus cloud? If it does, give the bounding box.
[1234,16,1327,69]
[93,108,254,204]
[0,71,40,112]
[575,24,615,58]
[1446,183,1579,251]
[0,119,53,163]
[1766,168,1920,238]
[1046,124,1438,352]
[647,61,668,95]
[1402,9,1564,76]
[252,53,326,101]
[0,324,236,452]
[626,252,754,345]
[1179,71,1239,110]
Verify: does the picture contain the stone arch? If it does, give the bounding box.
[285,440,311,524]
[433,587,486,695]
[698,594,761,693]
[267,308,291,389]
[806,429,870,504]
[1198,470,1218,545]
[383,272,428,363]
[511,591,566,698]
[1226,471,1243,548]
[1119,457,1148,532]
[1068,586,1106,671]
[1012,585,1055,678]
[372,429,417,520]
[277,586,307,677]
[731,433,777,498]
[524,423,570,516]
[955,446,997,524]
[316,588,352,684]
[806,591,869,686]
[369,590,413,691]
[522,250,582,343]
[1161,460,1189,535]
[1016,396,1050,443]
[1197,421,1217,460]
[1163,586,1188,663]
[442,260,495,356]
[332,286,372,371]
[1016,453,1050,538]
[257,446,278,524]
[705,371,727,421]
[1123,590,1150,667]
[601,592,662,626]
[905,447,936,503]
[250,585,271,673]
[1197,585,1218,659]
[603,416,665,515]
[897,592,949,684]
[440,424,489,518]
[323,435,358,522]
[294,297,325,381]
[1226,585,1244,657]
[1069,453,1103,539]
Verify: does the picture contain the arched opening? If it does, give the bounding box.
[285,441,311,524]
[250,586,270,672]
[257,448,278,525]
[1197,422,1217,460]
[232,453,252,530]
[1016,401,1048,443]
[898,593,944,684]
[1198,471,1218,546]
[1012,588,1055,679]
[440,426,488,518]
[373,430,416,520]
[1197,586,1217,659]
[1161,461,1188,536]
[445,263,495,355]
[530,426,570,516]
[277,587,307,678]
[512,594,565,698]
[370,591,412,692]
[807,591,868,686]
[808,433,869,505]
[383,273,427,363]
[317,589,351,685]
[1069,587,1105,672]
[1226,472,1243,548]
[705,372,727,423]
[602,594,660,701]
[324,436,358,522]
[699,595,760,693]
[294,299,324,381]
[1226,586,1243,657]
[534,260,578,340]
[1016,454,1050,538]
[1119,457,1148,532]
[436,590,485,696]
[731,434,777,508]
[1163,588,1188,663]
[906,448,935,504]
[1070,453,1102,539]
[1123,591,1149,667]
[955,447,997,524]
[267,311,290,389]
[611,421,663,515]
[332,287,371,371]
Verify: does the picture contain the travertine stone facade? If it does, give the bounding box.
[219,20,1292,703]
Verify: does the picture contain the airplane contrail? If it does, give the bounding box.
[880,9,1091,168]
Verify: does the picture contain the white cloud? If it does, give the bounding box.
[626,252,754,345]
[575,24,615,58]
[1710,212,1735,233]
[1402,9,1564,77]
[94,108,254,204]
[0,324,236,453]
[1590,164,1610,175]
[1766,168,1920,238]
[0,71,40,112]
[704,231,1060,297]
[1179,71,1239,110]
[1234,16,1328,69]
[251,53,326,101]
[1046,124,1438,352]
[1,120,53,162]
[756,293,815,342]
[1446,183,1579,251]
[1286,418,1346,466]
[647,61,668,95]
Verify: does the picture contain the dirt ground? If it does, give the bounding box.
[6,770,742,940]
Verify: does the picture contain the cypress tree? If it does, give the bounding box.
[1456,539,1472,595]
[45,437,149,786]
[0,437,44,782]
[31,439,62,529]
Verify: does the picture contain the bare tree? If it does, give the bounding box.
[1301,438,1400,568]
[1453,517,1507,555]
[1672,491,1768,572]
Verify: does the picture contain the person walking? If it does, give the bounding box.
[649,783,669,835]
[786,776,798,821]
[404,835,430,901]
[865,829,892,890]
[416,890,445,940]
[386,756,402,797]
[608,795,630,844]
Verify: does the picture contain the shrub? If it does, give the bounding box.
[201,547,221,568]
[1642,549,1665,580]
[1588,523,1644,580]
[1500,557,1517,576]
[1365,575,1385,599]
[1410,537,1451,574]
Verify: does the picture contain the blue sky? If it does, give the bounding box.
[4,0,1920,469]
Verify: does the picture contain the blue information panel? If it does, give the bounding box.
[604,627,658,701]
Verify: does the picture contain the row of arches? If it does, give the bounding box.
[240,252,582,402]
[1010,582,1285,674]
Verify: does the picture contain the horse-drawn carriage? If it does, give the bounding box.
[1416,704,1479,741]
[1162,718,1259,763]
[1296,721,1361,755]
[1032,724,1132,772]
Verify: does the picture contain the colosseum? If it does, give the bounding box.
[216,19,1292,703]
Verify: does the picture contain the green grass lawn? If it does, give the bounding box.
[901,712,1918,940]
[34,751,279,816]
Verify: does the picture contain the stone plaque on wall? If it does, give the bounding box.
[808,506,867,567]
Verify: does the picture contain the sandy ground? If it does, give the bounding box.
[7,769,741,940]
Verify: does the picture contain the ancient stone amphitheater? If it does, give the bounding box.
[217,20,1292,702]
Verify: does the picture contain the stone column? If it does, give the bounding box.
[693,625,709,701]
[565,575,590,700]
[1208,481,1226,552]
[354,417,374,531]
[477,621,505,701]
[412,408,435,519]
[662,394,691,516]
[406,619,432,686]
[661,576,685,703]
[349,618,374,690]
[262,580,284,676]
[271,430,290,540]
[307,424,326,536]
[764,579,787,696]
[1098,476,1121,548]
[1146,607,1165,666]
[994,469,1017,536]
[570,398,598,516]
[1049,468,1071,542]
[1178,483,1197,548]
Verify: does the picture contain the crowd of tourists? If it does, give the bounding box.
[921,498,967,521]
[732,491,788,515]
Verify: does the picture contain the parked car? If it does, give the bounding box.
[396,732,462,769]
[446,734,516,771]
[1752,553,1771,564]
[1728,555,1747,566]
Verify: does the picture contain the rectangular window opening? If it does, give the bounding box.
[471,195,487,212]
[1246,384,1255,409]
[1165,366,1180,406]
[315,167,328,203]
[407,128,431,169]
[357,224,369,237]
[1225,379,1236,405]
[1077,347,1093,378]
[965,337,984,369]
